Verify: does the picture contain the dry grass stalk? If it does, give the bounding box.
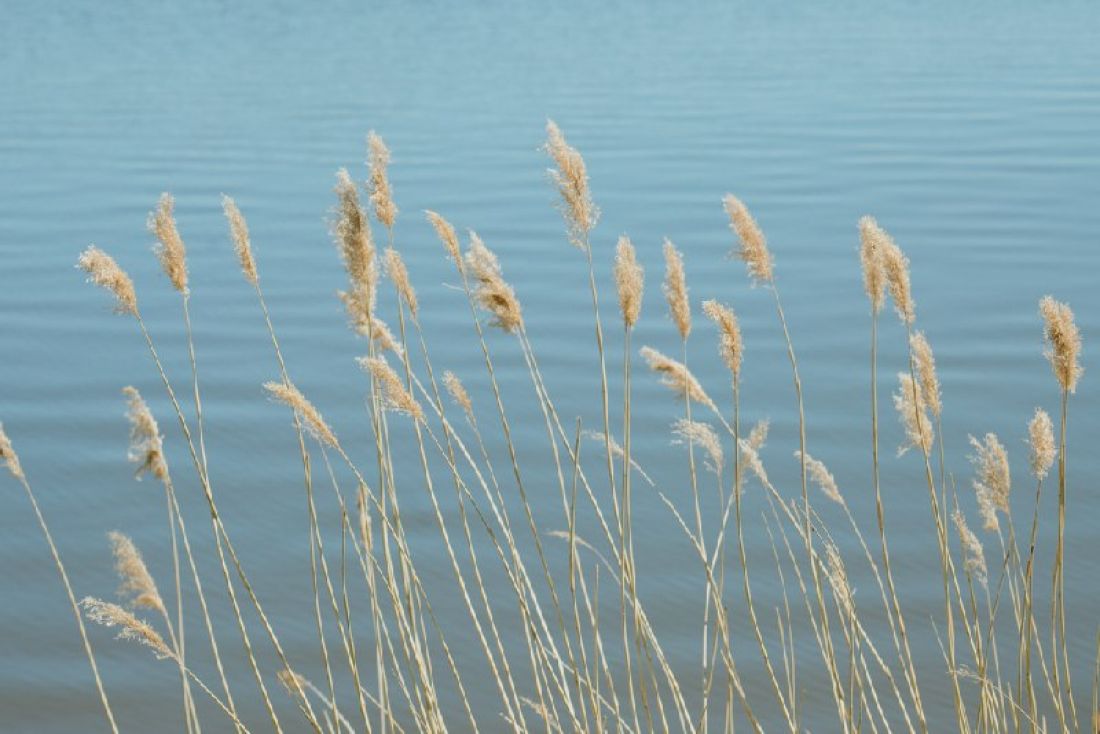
[702,300,743,380]
[122,387,168,482]
[358,357,424,422]
[952,510,988,587]
[148,193,189,294]
[662,239,691,339]
[425,210,462,267]
[672,419,723,475]
[858,216,887,312]
[796,450,843,505]
[464,232,523,332]
[108,531,166,614]
[81,597,173,659]
[639,346,715,411]
[893,373,933,456]
[1039,296,1083,393]
[77,246,138,315]
[264,380,338,448]
[879,232,914,325]
[1028,408,1056,479]
[738,438,769,487]
[545,120,597,247]
[614,235,643,327]
[969,433,1011,519]
[910,331,942,418]
[0,422,24,480]
[367,132,398,229]
[723,194,773,284]
[384,247,418,316]
[443,371,473,419]
[222,196,258,285]
[825,543,855,617]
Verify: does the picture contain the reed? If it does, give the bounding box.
[4,126,1095,734]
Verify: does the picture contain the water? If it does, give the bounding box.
[2,1,1098,730]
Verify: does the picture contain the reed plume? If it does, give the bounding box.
[443,371,474,419]
[544,120,597,247]
[334,168,378,326]
[1039,296,1083,393]
[358,356,424,421]
[723,194,773,284]
[0,422,24,480]
[796,450,843,505]
[426,210,462,267]
[858,216,887,312]
[122,387,168,482]
[879,232,914,325]
[702,300,743,381]
[614,235,643,327]
[672,419,723,474]
[77,246,138,315]
[222,195,258,285]
[662,238,691,339]
[81,597,173,659]
[264,380,338,448]
[1028,408,1055,479]
[825,543,855,617]
[367,132,398,229]
[893,373,933,455]
[384,247,418,316]
[639,346,715,410]
[108,531,166,614]
[747,419,769,451]
[464,232,523,332]
[910,331,942,418]
[951,510,988,587]
[969,433,1011,516]
[148,193,189,294]
[738,438,769,487]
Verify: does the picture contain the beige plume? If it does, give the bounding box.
[77,246,138,315]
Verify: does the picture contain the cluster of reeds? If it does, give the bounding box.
[3,124,1096,733]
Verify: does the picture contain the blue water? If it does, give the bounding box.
[2,1,1098,731]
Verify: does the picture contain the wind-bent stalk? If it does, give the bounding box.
[0,426,119,734]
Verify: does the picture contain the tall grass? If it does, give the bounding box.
[3,124,1095,733]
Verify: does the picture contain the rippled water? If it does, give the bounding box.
[2,1,1098,731]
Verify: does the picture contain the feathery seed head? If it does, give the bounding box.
[122,387,168,482]
[334,168,377,293]
[639,346,715,411]
[796,450,843,505]
[952,510,987,586]
[358,356,424,421]
[77,246,138,315]
[702,299,743,380]
[222,195,258,285]
[910,331,942,417]
[1027,408,1056,480]
[443,371,473,419]
[969,433,1010,516]
[425,210,462,267]
[893,373,933,456]
[0,423,24,480]
[748,419,770,451]
[825,543,855,616]
[384,247,418,316]
[108,531,165,614]
[81,597,172,659]
[738,438,769,488]
[1039,296,1083,393]
[367,132,398,229]
[148,193,188,293]
[544,120,597,247]
[672,419,723,474]
[858,216,888,312]
[723,194,774,284]
[264,381,338,448]
[662,239,691,339]
[465,232,523,333]
[614,235,644,327]
[880,236,915,325]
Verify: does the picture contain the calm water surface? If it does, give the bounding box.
[2,1,1098,731]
